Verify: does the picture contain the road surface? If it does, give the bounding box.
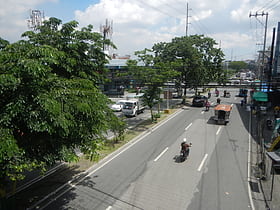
[33,88,253,210]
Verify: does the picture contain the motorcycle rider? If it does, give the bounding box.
[205,100,210,111]
[215,88,219,97]
[224,90,227,97]
[181,138,191,158]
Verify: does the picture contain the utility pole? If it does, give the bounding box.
[186,2,191,36]
[249,11,269,179]
[249,11,269,89]
[268,28,276,92]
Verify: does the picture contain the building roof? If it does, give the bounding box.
[253,91,268,102]
[106,58,129,67]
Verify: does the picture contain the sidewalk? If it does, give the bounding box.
[249,106,280,210]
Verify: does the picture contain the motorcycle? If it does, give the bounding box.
[266,119,273,130]
[180,143,192,162]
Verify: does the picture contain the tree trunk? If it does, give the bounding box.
[150,108,154,121]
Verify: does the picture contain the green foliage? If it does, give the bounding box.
[228,61,248,71]
[109,116,126,143]
[0,128,43,182]
[0,17,122,185]
[152,35,225,95]
[126,51,178,120]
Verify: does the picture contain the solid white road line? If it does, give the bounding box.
[154,147,169,162]
[197,154,208,172]
[34,109,185,210]
[185,123,192,131]
[216,126,222,135]
[248,109,256,210]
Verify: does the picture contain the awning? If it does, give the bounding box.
[253,91,268,102]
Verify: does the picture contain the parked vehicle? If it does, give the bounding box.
[213,104,232,125]
[122,99,145,117]
[192,95,208,107]
[266,119,274,130]
[110,100,127,112]
[238,89,248,97]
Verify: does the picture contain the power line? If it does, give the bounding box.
[136,0,179,19]
[266,1,280,12]
[189,8,211,36]
[156,0,186,15]
[256,0,276,12]
[249,11,269,84]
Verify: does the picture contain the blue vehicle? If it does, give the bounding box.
[239,89,248,97]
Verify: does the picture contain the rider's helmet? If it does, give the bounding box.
[183,138,187,143]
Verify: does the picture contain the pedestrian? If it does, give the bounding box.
[274,106,279,119]
[208,91,211,99]
[205,100,210,111]
[243,96,247,104]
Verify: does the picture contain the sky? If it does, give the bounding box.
[1,0,280,61]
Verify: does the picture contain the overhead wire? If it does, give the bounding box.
[249,7,266,60]
[134,0,257,60]
[136,0,180,19]
[189,8,211,36]
[135,0,211,36]
[157,0,186,15]
[266,1,280,12]
[256,0,276,12]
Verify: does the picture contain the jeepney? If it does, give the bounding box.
[214,104,232,125]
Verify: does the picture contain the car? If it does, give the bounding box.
[110,100,127,111]
[192,95,208,107]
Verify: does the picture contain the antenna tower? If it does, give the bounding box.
[100,19,113,53]
[27,10,45,30]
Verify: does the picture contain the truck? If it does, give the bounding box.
[122,99,145,117]
[240,72,246,79]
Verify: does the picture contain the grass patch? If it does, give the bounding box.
[98,110,177,157]
[73,108,179,171]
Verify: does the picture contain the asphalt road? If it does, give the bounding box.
[35,88,253,210]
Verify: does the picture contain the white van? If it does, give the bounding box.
[122,99,145,117]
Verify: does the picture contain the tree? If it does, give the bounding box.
[0,18,123,190]
[126,49,178,121]
[228,61,248,71]
[189,35,225,84]
[153,35,225,97]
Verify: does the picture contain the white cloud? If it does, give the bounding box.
[75,0,164,27]
[230,0,252,22]
[1,0,280,60]
[0,0,57,42]
[192,10,212,21]
[74,0,182,55]
[213,32,254,49]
